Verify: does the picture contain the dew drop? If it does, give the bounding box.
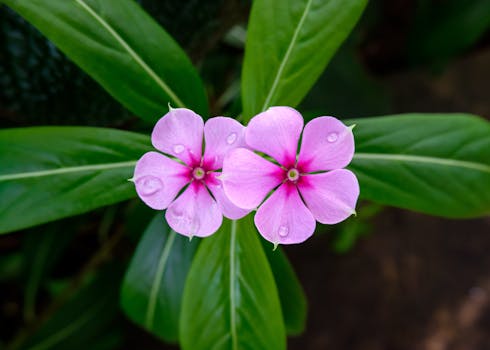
[136,176,162,196]
[170,206,184,219]
[173,144,185,154]
[278,225,289,237]
[327,132,338,143]
[226,132,237,145]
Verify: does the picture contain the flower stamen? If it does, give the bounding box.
[287,168,299,182]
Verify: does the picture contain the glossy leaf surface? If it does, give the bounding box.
[180,217,286,350]
[4,0,208,121]
[0,127,149,234]
[262,242,307,336]
[242,0,367,120]
[349,114,490,218]
[121,214,199,343]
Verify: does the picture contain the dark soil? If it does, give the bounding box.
[287,210,490,350]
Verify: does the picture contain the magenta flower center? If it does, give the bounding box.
[286,168,300,182]
[192,167,206,180]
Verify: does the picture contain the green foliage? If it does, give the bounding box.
[0,127,149,234]
[180,217,286,350]
[261,241,307,336]
[349,114,490,218]
[22,223,76,322]
[410,0,490,65]
[19,266,123,350]
[242,0,368,120]
[3,0,208,122]
[121,214,199,343]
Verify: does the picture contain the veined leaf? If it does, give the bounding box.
[121,214,199,343]
[349,114,490,218]
[262,242,307,336]
[242,0,367,120]
[180,217,286,350]
[4,0,208,122]
[0,127,149,234]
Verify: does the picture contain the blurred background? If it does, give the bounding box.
[1,0,490,349]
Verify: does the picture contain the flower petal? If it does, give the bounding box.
[245,106,303,167]
[297,116,354,172]
[203,117,246,170]
[133,152,190,210]
[222,148,284,210]
[165,182,222,238]
[254,183,316,245]
[298,169,359,224]
[206,172,250,220]
[151,107,204,166]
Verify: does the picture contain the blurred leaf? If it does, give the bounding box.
[0,127,149,234]
[300,39,390,120]
[20,266,123,350]
[4,0,208,122]
[180,217,286,350]
[242,0,367,120]
[348,114,490,218]
[410,0,490,65]
[0,253,23,282]
[23,223,76,322]
[120,214,199,343]
[261,241,307,336]
[332,203,383,254]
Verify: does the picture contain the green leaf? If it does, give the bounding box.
[348,114,490,218]
[180,217,286,350]
[242,0,367,120]
[23,223,76,322]
[120,214,199,343]
[409,0,490,65]
[0,127,149,234]
[20,266,123,350]
[261,242,307,336]
[4,0,208,122]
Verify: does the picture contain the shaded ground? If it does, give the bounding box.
[288,210,490,350]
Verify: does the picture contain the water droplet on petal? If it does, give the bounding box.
[226,132,237,145]
[173,144,185,154]
[278,225,289,237]
[136,176,163,196]
[170,206,184,219]
[327,132,338,143]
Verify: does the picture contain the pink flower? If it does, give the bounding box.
[222,107,359,245]
[133,108,249,238]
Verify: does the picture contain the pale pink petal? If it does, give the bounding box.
[206,172,250,220]
[203,117,246,170]
[133,152,190,210]
[297,117,354,172]
[245,106,303,167]
[165,182,222,238]
[222,148,284,210]
[254,183,316,245]
[151,108,204,166]
[298,169,359,224]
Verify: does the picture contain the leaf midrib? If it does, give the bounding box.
[145,230,177,329]
[74,0,185,108]
[0,161,138,182]
[260,0,313,111]
[353,153,490,174]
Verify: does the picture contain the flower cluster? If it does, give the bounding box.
[133,106,359,245]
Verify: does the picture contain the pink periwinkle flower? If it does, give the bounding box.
[222,107,360,245]
[133,107,249,238]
